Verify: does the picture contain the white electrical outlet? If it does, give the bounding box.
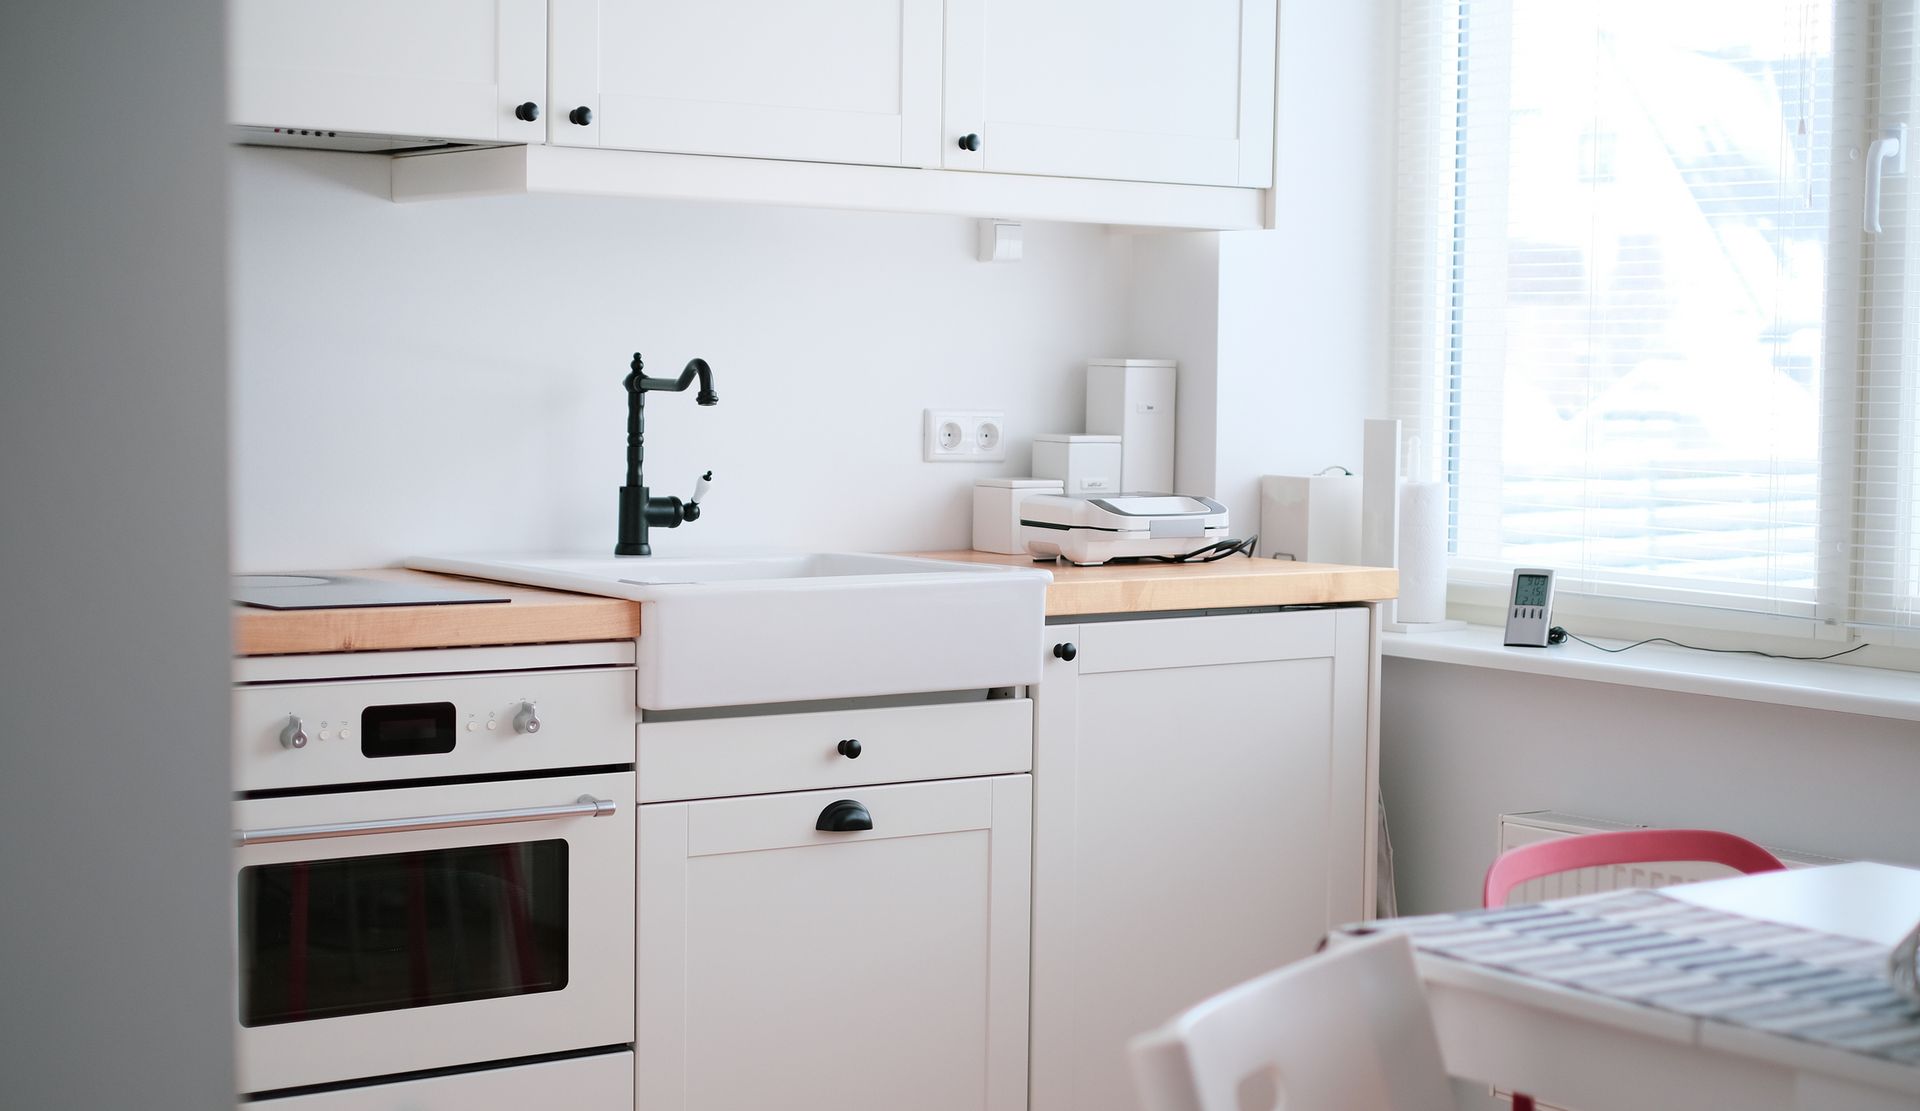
[923,409,1007,462]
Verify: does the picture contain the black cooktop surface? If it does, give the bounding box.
[232,573,512,610]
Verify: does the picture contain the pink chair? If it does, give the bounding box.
[1483,828,1787,1110]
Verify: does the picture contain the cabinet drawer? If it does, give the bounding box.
[1074,608,1340,674]
[243,1048,632,1109]
[638,698,1032,802]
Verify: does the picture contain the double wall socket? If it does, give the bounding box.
[923,409,1006,462]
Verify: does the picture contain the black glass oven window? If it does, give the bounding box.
[361,701,457,758]
[238,840,568,1027]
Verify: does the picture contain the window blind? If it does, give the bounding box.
[1393,0,1920,639]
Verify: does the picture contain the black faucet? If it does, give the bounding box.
[616,352,716,556]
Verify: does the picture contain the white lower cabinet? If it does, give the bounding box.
[1029,607,1376,1111]
[637,775,1033,1111]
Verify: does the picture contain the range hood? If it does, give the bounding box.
[230,125,496,155]
[387,143,1268,231]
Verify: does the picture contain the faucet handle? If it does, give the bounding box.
[682,471,713,523]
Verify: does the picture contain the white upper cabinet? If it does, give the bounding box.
[943,0,1275,187]
[548,0,942,167]
[229,0,546,145]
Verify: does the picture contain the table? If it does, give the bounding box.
[1366,862,1920,1111]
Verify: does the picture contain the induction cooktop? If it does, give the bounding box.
[233,573,512,610]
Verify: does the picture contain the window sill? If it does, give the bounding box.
[1381,624,1920,724]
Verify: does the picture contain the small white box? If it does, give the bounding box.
[1086,358,1177,493]
[973,478,1065,554]
[1259,473,1363,563]
[1032,434,1123,498]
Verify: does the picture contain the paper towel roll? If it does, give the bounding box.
[1396,479,1449,624]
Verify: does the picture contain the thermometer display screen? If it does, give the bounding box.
[1513,573,1550,608]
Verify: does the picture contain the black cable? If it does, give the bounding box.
[1553,627,1873,662]
[1143,533,1260,564]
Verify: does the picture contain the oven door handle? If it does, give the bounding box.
[233,795,618,847]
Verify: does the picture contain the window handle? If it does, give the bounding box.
[1865,123,1906,235]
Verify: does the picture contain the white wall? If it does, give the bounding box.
[1382,659,1920,1111]
[1,0,234,1106]
[231,147,1130,569]
[1125,231,1222,499]
[1382,658,1920,916]
[1121,0,1398,536]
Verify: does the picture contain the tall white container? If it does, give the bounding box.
[1085,358,1177,494]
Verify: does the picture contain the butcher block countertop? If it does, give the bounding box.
[911,551,1398,617]
[233,568,640,656]
[235,556,1396,655]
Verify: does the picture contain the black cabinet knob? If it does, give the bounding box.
[569,105,594,126]
[1053,642,1078,661]
[514,101,540,122]
[837,738,862,759]
[957,132,981,152]
[815,799,873,832]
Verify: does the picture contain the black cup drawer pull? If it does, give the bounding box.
[815,799,873,832]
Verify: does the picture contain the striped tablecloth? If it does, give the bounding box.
[1365,889,1920,1065]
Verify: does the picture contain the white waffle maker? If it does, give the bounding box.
[1021,494,1230,566]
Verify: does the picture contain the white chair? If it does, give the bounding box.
[1129,932,1454,1111]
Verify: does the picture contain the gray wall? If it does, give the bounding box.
[1382,658,1920,916]
[0,2,233,1107]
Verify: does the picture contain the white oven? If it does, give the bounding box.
[231,652,637,1101]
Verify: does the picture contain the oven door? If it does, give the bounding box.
[233,771,634,1095]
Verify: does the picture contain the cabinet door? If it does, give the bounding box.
[944,0,1275,187]
[549,0,942,166]
[1030,609,1371,1111]
[637,776,1031,1111]
[229,0,546,144]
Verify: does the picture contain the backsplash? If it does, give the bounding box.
[229,147,1130,569]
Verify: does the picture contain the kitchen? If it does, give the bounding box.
[11,2,1920,1111]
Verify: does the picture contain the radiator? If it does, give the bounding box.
[1495,811,1844,904]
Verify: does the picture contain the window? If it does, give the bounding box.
[1393,0,1920,645]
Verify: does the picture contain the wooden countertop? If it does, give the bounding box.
[233,568,639,656]
[910,550,1398,617]
[235,555,1395,655]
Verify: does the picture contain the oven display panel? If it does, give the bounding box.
[362,701,457,758]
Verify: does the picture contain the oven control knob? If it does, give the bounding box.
[279,715,308,750]
[513,701,541,735]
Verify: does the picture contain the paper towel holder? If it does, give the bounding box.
[1361,419,1466,634]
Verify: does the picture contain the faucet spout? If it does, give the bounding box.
[630,353,717,405]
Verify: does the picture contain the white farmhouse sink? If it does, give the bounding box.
[408,552,1052,709]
